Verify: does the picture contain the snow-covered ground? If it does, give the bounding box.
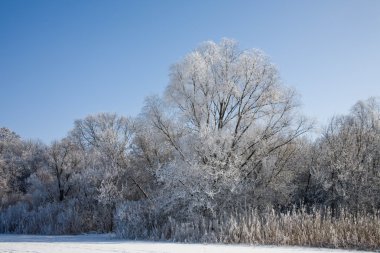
[0,234,371,253]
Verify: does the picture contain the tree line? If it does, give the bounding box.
[1,39,379,249]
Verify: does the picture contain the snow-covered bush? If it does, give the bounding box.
[114,200,156,239]
[0,199,110,234]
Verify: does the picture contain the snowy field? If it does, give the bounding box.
[0,234,372,253]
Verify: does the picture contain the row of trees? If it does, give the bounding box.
[1,39,379,241]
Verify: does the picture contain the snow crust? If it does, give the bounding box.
[0,234,371,253]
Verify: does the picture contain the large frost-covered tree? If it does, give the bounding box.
[144,39,312,217]
[311,97,380,212]
[0,128,45,209]
[0,127,23,209]
[47,139,82,202]
[70,113,150,202]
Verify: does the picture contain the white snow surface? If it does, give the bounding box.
[0,234,371,253]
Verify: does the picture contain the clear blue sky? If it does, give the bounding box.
[1,0,379,143]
